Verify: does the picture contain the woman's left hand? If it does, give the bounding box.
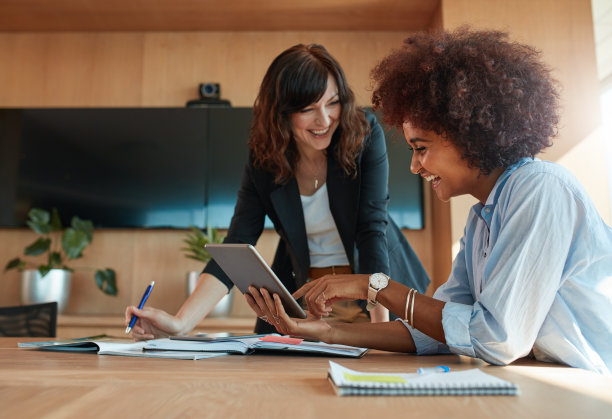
[245,286,331,339]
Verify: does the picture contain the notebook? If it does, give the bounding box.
[145,334,368,358]
[328,361,519,396]
[18,335,227,360]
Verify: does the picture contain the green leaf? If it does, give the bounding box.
[181,226,225,263]
[24,238,51,256]
[28,208,50,224]
[71,217,94,242]
[38,265,51,277]
[95,269,117,296]
[48,251,62,267]
[26,208,51,234]
[62,228,89,259]
[4,258,25,271]
[49,208,63,232]
[26,220,51,235]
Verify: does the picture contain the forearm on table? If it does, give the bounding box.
[174,273,230,334]
[376,281,446,343]
[325,320,415,352]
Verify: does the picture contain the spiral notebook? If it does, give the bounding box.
[328,361,519,396]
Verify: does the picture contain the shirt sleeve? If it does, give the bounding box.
[440,171,579,365]
[397,319,451,354]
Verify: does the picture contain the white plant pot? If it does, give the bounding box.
[21,269,72,313]
[187,271,234,318]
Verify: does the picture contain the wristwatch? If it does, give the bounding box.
[366,273,390,311]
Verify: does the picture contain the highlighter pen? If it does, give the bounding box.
[125,281,155,334]
[417,365,451,374]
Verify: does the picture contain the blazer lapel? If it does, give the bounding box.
[326,153,358,267]
[270,178,310,283]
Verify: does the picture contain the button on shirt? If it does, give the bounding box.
[407,158,612,375]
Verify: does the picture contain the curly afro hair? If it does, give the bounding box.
[371,27,560,174]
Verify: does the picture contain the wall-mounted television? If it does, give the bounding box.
[0,108,423,230]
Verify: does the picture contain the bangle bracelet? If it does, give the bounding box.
[404,288,415,324]
[404,289,411,321]
[410,290,417,328]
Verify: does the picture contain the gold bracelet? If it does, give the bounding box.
[404,289,412,321]
[404,288,415,324]
[410,290,418,328]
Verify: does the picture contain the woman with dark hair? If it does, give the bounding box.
[247,29,612,374]
[125,44,429,337]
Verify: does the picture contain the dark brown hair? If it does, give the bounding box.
[371,28,560,174]
[249,44,367,184]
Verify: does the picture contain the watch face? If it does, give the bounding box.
[370,273,389,289]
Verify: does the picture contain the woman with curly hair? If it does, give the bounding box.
[126,44,429,337]
[247,29,612,374]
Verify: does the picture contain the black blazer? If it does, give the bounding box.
[203,112,430,331]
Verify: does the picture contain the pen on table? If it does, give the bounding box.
[417,365,450,374]
[125,281,155,334]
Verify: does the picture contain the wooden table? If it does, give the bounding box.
[1,337,611,418]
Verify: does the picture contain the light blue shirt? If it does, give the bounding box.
[408,158,612,375]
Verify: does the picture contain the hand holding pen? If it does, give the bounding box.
[125,281,155,334]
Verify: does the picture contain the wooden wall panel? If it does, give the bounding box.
[0,33,146,107]
[0,31,408,108]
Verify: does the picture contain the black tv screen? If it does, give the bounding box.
[1,108,209,228]
[0,107,423,230]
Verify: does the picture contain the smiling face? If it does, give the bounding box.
[403,123,500,203]
[289,74,341,155]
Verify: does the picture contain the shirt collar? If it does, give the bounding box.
[472,157,536,225]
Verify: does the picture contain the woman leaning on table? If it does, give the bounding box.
[246,28,612,375]
[125,43,429,337]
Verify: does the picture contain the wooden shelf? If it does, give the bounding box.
[0,0,439,32]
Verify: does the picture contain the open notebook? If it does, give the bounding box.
[18,336,227,360]
[145,335,368,358]
[328,361,519,396]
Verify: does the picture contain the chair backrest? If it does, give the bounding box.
[0,302,58,337]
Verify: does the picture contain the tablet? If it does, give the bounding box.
[205,243,307,319]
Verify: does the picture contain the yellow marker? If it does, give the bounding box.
[343,372,406,384]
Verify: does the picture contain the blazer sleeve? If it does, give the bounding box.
[202,158,267,290]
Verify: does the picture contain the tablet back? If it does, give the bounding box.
[205,244,307,318]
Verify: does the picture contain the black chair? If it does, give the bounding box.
[0,302,58,337]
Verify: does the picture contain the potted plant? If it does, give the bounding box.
[4,208,117,313]
[182,225,232,318]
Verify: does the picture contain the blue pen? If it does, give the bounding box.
[417,365,450,374]
[125,281,155,334]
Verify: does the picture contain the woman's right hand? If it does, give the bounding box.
[293,274,370,317]
[124,305,183,340]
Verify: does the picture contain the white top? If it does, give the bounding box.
[300,183,349,268]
